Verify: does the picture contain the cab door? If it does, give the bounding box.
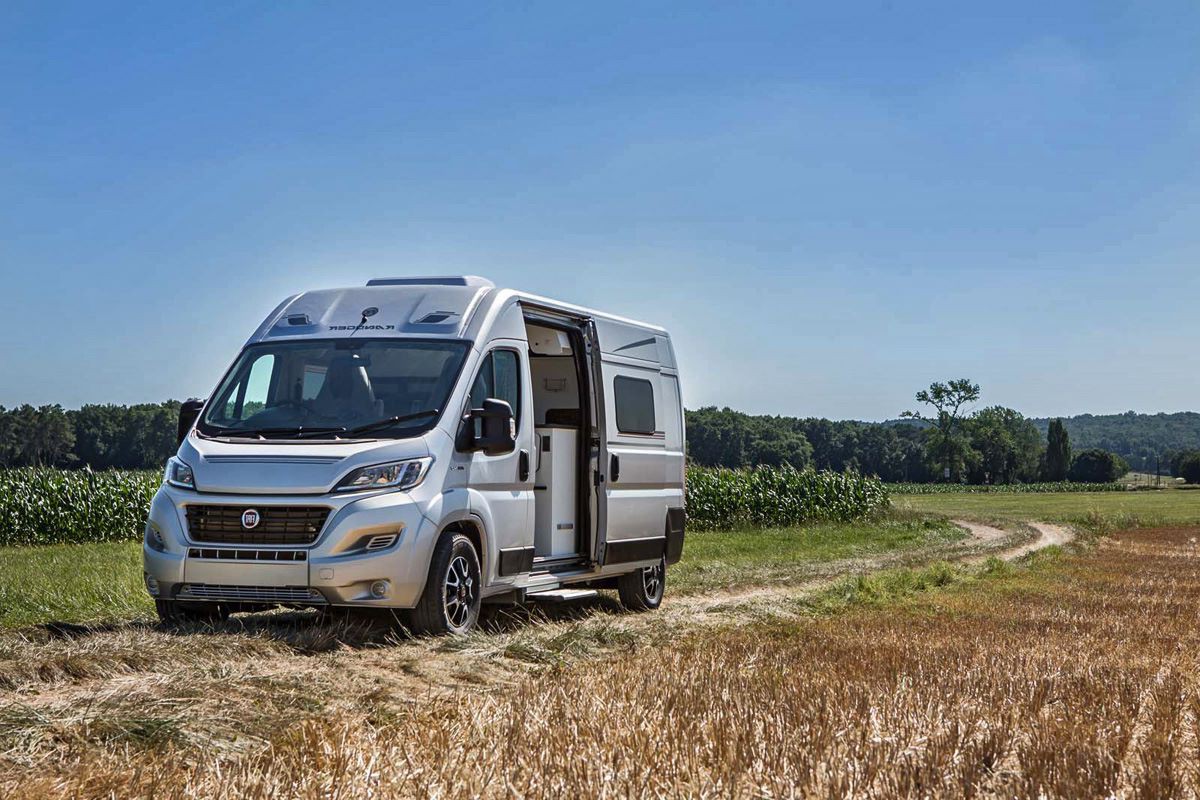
[465,342,535,578]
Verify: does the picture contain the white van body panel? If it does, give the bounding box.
[143,277,685,612]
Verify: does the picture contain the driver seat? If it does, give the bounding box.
[311,357,382,420]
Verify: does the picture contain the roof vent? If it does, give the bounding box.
[415,311,458,324]
[286,314,311,326]
[366,276,494,288]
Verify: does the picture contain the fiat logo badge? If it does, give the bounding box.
[241,509,261,530]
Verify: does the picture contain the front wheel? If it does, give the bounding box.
[409,533,482,635]
[617,557,666,612]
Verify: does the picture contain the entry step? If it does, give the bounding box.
[526,588,599,602]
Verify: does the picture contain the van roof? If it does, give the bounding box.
[246,276,667,346]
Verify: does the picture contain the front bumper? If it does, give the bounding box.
[143,484,439,608]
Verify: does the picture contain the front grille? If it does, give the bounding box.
[185,505,330,545]
[188,548,307,562]
[178,584,326,604]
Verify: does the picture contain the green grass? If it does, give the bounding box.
[896,489,1200,526]
[670,515,965,595]
[0,515,967,628]
[0,540,152,628]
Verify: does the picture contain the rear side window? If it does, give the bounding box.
[470,349,522,424]
[614,376,655,434]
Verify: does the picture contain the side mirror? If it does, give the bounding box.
[466,398,516,456]
[178,399,205,445]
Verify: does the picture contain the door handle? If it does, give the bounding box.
[610,453,620,483]
[518,449,530,482]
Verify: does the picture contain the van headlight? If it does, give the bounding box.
[336,458,432,492]
[165,457,195,489]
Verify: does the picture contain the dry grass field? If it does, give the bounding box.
[3,516,1200,797]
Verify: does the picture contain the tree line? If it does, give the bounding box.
[687,380,1132,484]
[0,403,181,470]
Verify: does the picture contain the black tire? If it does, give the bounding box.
[409,533,482,636]
[617,557,666,612]
[155,599,230,626]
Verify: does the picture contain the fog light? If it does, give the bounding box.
[145,574,160,596]
[369,580,390,599]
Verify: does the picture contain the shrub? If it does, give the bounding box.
[1178,453,1200,485]
[1069,449,1128,484]
[887,481,1127,495]
[0,467,160,547]
[685,465,889,530]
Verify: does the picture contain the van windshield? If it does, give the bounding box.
[198,339,470,440]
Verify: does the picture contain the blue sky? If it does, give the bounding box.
[2,1,1198,420]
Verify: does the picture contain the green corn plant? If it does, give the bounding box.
[685,465,890,531]
[0,467,161,547]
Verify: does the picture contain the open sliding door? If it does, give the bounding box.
[519,303,609,568]
[581,318,609,565]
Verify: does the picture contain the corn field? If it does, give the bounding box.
[0,465,888,547]
[686,465,889,530]
[0,468,159,547]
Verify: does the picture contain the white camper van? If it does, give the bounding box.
[143,277,685,634]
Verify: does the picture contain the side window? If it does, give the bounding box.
[614,375,655,435]
[221,354,275,420]
[470,350,521,424]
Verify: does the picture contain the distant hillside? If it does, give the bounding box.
[1029,412,1200,471]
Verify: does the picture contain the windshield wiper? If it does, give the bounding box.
[294,409,441,440]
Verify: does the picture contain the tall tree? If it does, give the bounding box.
[968,406,1042,484]
[1045,418,1071,481]
[16,405,76,466]
[0,406,17,466]
[686,407,751,467]
[901,378,981,482]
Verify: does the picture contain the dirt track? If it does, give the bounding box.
[953,519,1074,561]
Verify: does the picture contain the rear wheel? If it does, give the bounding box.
[409,533,482,635]
[617,557,666,612]
[155,599,230,626]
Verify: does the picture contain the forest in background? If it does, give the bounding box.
[685,403,1197,484]
[2,398,1199,484]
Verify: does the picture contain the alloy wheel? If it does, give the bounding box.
[443,554,475,629]
[643,563,664,602]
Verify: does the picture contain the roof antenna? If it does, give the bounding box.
[350,306,378,337]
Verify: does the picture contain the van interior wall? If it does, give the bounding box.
[528,356,580,424]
